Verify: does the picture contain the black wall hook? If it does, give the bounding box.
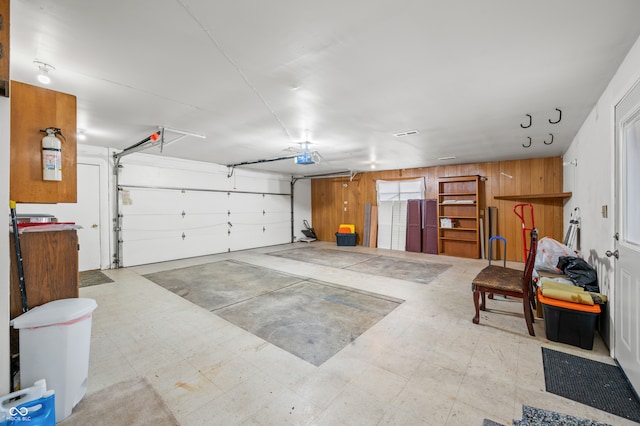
[549,108,562,124]
[520,114,532,128]
[523,136,532,148]
[544,133,554,145]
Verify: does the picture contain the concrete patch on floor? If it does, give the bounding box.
[345,257,451,285]
[215,280,403,366]
[144,260,403,366]
[144,260,301,310]
[269,247,375,268]
[270,247,452,285]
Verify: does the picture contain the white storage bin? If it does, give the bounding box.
[11,298,97,422]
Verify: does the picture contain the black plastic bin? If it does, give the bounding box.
[336,232,357,246]
[542,303,599,350]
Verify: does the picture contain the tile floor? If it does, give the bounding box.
[80,242,633,426]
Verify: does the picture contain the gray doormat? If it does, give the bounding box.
[269,247,451,285]
[516,405,612,425]
[542,347,640,423]
[145,260,402,366]
[485,404,613,425]
[79,270,114,287]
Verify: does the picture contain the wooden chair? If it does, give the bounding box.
[472,228,538,336]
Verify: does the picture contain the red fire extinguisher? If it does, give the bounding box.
[40,127,65,181]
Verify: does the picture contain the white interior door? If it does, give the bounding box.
[614,81,640,393]
[376,178,424,250]
[391,201,408,250]
[76,164,101,271]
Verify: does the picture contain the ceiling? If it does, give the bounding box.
[10,0,640,176]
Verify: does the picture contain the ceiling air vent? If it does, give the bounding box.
[393,130,419,137]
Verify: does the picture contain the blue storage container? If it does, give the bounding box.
[1,380,55,426]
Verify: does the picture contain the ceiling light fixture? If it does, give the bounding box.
[393,130,419,137]
[34,61,55,84]
[438,156,457,161]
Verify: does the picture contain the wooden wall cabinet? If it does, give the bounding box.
[437,176,482,258]
[0,0,9,97]
[9,230,79,319]
[10,81,77,203]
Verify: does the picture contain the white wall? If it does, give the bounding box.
[563,33,640,349]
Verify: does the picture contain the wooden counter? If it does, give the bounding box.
[9,229,79,319]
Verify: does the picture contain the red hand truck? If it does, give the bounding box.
[513,203,535,262]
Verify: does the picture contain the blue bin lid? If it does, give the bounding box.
[11,298,98,329]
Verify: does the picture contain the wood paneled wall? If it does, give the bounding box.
[0,0,9,97]
[10,81,77,203]
[311,156,565,262]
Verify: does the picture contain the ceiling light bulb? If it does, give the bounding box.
[37,72,51,84]
[34,61,55,85]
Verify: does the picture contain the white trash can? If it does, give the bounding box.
[11,298,98,422]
